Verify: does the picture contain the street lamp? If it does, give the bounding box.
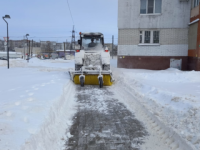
[2,15,10,69]
[26,34,29,60]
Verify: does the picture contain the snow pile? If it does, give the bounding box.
[0,58,75,69]
[113,67,200,149]
[0,58,76,150]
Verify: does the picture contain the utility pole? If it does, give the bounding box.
[31,40,33,58]
[23,36,25,60]
[25,34,29,60]
[112,35,114,59]
[64,42,66,60]
[29,40,30,57]
[26,40,28,59]
[70,25,76,56]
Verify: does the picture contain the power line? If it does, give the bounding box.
[0,35,118,39]
[67,0,74,25]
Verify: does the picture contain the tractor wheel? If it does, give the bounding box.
[99,77,103,88]
[80,76,84,87]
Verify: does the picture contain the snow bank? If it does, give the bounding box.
[112,67,200,149]
[0,58,76,150]
[0,58,75,69]
[21,81,76,150]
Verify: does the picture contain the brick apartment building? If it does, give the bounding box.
[188,0,200,70]
[118,0,191,70]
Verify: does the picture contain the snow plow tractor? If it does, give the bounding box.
[69,32,114,88]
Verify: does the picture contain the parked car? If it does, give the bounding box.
[51,53,58,59]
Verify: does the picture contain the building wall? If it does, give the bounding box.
[15,47,42,55]
[118,0,191,70]
[118,45,188,56]
[118,0,191,29]
[119,28,188,45]
[118,56,188,70]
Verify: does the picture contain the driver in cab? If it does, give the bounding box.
[88,38,96,47]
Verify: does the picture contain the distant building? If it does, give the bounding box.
[188,0,200,70]
[15,47,42,55]
[118,0,191,70]
[56,50,75,58]
[0,40,4,51]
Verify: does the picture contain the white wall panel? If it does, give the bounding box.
[118,45,188,56]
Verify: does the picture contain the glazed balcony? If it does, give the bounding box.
[191,5,199,18]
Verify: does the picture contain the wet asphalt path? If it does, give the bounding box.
[65,85,148,150]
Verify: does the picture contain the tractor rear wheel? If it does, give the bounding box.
[80,76,84,87]
[99,77,103,88]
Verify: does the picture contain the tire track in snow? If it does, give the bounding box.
[111,77,196,150]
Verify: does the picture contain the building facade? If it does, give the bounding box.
[118,0,191,70]
[188,0,200,70]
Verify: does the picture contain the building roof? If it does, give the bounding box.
[56,50,75,52]
[81,32,103,36]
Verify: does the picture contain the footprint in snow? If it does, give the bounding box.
[15,101,21,106]
[6,111,12,117]
[27,98,34,102]
[23,117,29,123]
[28,93,34,96]
[28,128,37,134]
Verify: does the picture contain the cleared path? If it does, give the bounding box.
[65,85,147,150]
[64,84,171,150]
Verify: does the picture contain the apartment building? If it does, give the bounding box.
[118,0,191,70]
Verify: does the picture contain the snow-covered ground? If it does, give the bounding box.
[0,58,77,150]
[0,57,200,150]
[113,66,200,149]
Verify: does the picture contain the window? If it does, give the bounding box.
[140,0,162,14]
[144,31,151,43]
[153,31,159,43]
[140,31,142,43]
[193,0,199,8]
[82,36,103,50]
[139,31,160,44]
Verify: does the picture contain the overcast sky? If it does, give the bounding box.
[0,0,118,43]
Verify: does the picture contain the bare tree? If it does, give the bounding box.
[46,41,53,53]
[40,41,54,53]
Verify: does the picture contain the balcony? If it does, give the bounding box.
[191,5,199,18]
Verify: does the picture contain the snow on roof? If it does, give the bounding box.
[81,32,103,36]
[56,50,75,52]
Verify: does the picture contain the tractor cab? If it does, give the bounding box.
[78,32,104,52]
